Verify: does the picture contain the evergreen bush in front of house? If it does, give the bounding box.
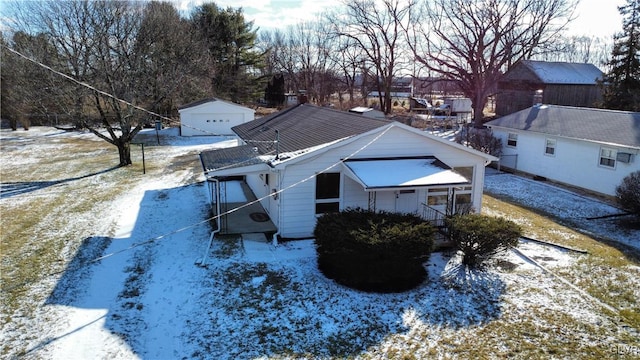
[616,170,640,221]
[447,214,522,268]
[314,208,435,293]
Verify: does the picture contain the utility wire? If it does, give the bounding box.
[2,45,173,123]
[0,43,392,288]
[3,45,280,138]
[92,125,392,263]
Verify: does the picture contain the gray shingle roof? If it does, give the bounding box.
[485,105,640,148]
[200,145,265,173]
[232,104,393,154]
[521,60,603,85]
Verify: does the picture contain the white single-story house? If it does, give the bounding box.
[178,98,255,136]
[200,104,497,240]
[485,105,640,196]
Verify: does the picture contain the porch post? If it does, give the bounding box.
[368,191,377,211]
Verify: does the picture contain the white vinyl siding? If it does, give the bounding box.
[179,101,254,136]
[274,125,489,238]
[490,126,640,196]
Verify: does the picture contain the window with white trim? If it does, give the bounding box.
[545,138,556,156]
[507,133,518,147]
[599,148,616,168]
[315,172,340,214]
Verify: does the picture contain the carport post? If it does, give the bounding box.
[155,120,161,145]
[133,143,146,174]
[141,143,146,174]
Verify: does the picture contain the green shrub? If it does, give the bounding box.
[616,170,640,220]
[447,214,522,268]
[314,208,435,292]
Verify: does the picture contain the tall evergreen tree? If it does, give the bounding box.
[601,0,640,111]
[191,4,265,103]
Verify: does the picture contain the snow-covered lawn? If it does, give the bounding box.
[484,168,639,252]
[1,127,639,359]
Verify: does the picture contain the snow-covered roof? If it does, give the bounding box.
[411,97,432,108]
[342,157,470,190]
[485,105,640,149]
[520,60,603,85]
[349,106,375,113]
[178,97,254,112]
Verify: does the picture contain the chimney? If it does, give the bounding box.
[297,90,307,104]
[533,89,543,106]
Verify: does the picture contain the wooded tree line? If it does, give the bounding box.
[1,0,637,166]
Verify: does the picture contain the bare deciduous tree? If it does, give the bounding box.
[330,35,368,108]
[260,20,339,105]
[331,0,416,114]
[409,0,577,126]
[5,0,205,166]
[534,35,611,66]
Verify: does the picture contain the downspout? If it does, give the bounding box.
[271,167,283,247]
[198,176,221,267]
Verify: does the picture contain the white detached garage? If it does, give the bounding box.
[178,98,255,136]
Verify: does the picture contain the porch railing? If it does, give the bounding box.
[421,203,454,245]
[420,203,447,228]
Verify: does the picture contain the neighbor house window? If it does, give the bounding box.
[545,138,556,156]
[507,133,518,147]
[599,148,616,168]
[315,172,340,214]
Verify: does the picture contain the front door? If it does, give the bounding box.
[395,190,417,214]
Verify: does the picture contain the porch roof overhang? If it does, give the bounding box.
[342,157,470,191]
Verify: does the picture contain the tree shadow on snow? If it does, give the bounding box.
[0,166,119,199]
[188,251,506,359]
[35,183,210,359]
[37,181,505,359]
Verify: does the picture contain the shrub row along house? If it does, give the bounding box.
[199,103,496,242]
[486,105,640,197]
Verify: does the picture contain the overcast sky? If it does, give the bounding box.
[175,0,625,38]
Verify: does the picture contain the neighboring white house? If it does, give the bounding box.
[485,105,640,197]
[200,104,497,240]
[178,98,255,136]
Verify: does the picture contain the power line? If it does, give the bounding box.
[0,43,392,289]
[2,45,174,123]
[93,125,393,263]
[2,45,281,139]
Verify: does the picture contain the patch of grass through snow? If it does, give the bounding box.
[0,132,154,356]
[483,194,640,331]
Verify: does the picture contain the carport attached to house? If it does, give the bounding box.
[200,145,276,235]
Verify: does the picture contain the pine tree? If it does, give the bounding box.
[601,0,640,111]
[191,4,265,103]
